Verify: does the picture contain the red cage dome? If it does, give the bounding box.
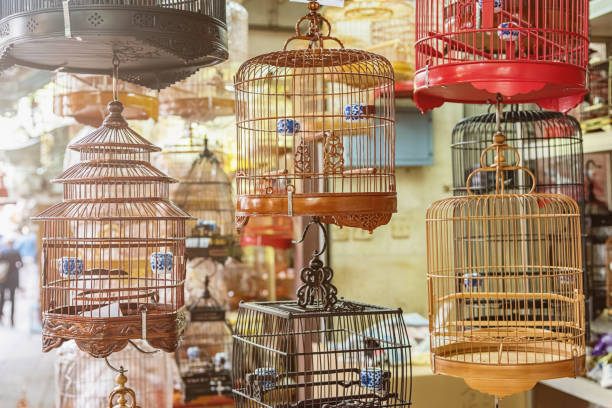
[413,0,589,113]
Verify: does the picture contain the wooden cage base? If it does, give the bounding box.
[42,309,186,358]
[236,193,396,232]
[432,347,585,398]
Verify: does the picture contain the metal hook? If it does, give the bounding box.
[494,396,499,408]
[495,94,503,134]
[128,340,159,355]
[105,357,126,374]
[292,217,328,257]
[112,55,120,102]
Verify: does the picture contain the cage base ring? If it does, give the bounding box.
[236,193,396,232]
[414,62,586,113]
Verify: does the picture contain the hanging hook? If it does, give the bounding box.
[495,94,503,134]
[128,340,159,355]
[494,396,500,408]
[292,217,328,257]
[112,55,120,102]
[105,357,125,374]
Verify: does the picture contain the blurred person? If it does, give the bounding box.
[0,233,22,327]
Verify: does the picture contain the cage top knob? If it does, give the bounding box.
[308,1,321,11]
[492,132,506,145]
[103,101,128,128]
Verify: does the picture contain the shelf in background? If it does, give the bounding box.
[540,377,612,408]
[583,129,612,154]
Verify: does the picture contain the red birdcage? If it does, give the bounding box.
[414,0,590,113]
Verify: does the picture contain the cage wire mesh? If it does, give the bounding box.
[451,107,584,203]
[54,73,159,127]
[234,1,396,233]
[0,0,228,89]
[159,0,248,122]
[413,0,589,112]
[322,0,415,82]
[55,340,174,408]
[34,100,190,358]
[426,117,586,398]
[177,274,234,402]
[155,134,235,260]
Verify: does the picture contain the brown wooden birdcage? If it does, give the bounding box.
[34,94,190,358]
[234,1,396,233]
[426,104,586,398]
[233,218,412,408]
[159,0,248,122]
[54,72,159,127]
[55,341,174,408]
[322,0,415,83]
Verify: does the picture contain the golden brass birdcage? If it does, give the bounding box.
[322,0,415,82]
[34,87,190,357]
[54,72,159,127]
[159,0,248,122]
[234,1,396,233]
[426,105,586,398]
[55,341,174,408]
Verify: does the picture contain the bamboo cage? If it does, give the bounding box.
[322,0,415,82]
[55,341,174,408]
[159,0,248,122]
[34,100,190,358]
[413,0,590,113]
[451,107,584,203]
[54,73,159,127]
[235,0,396,233]
[426,111,586,398]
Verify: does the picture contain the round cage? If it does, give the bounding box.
[177,277,233,403]
[54,73,159,127]
[426,130,586,398]
[413,0,590,113]
[156,136,235,260]
[233,302,412,408]
[34,100,190,358]
[451,108,584,203]
[55,341,174,408]
[159,0,248,121]
[322,1,415,83]
[0,1,228,89]
[235,1,397,233]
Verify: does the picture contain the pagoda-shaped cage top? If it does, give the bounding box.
[413,0,590,113]
[322,0,415,82]
[34,101,190,358]
[54,72,159,127]
[427,125,586,398]
[55,340,174,408]
[232,301,412,408]
[451,107,584,204]
[159,0,248,121]
[234,1,397,233]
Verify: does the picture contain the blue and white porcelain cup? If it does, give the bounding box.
[478,0,502,12]
[360,367,388,390]
[277,118,301,135]
[187,346,200,360]
[254,367,277,390]
[463,272,483,290]
[58,257,84,276]
[150,252,173,274]
[344,103,367,121]
[497,22,519,41]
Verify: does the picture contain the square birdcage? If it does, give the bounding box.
[34,100,190,358]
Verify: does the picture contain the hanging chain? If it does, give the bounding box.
[112,55,120,102]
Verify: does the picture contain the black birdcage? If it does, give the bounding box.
[233,218,412,408]
[0,1,228,89]
[177,275,233,402]
[451,107,584,204]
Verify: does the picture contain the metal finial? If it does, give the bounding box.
[108,366,140,408]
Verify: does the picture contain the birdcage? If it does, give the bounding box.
[451,107,584,203]
[34,96,190,358]
[156,136,235,260]
[177,275,234,402]
[159,0,247,121]
[426,106,586,398]
[0,0,228,89]
[55,341,174,408]
[322,0,415,84]
[413,0,590,113]
[235,1,396,233]
[54,73,159,127]
[233,217,412,408]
